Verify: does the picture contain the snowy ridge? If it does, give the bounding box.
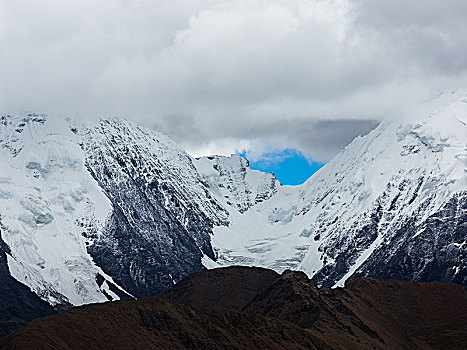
[194,154,280,214]
[79,118,229,233]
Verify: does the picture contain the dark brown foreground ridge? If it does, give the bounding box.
[1,266,466,349]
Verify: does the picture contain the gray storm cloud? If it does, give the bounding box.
[1,0,466,161]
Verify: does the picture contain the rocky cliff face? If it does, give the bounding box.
[78,119,230,298]
[349,191,466,285]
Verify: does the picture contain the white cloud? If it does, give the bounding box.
[1,0,466,160]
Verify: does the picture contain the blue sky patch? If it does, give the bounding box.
[238,149,325,186]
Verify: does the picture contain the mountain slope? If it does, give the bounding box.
[0,290,329,349]
[0,114,123,307]
[0,232,56,338]
[2,267,465,350]
[163,267,467,349]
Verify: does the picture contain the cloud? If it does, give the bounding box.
[1,0,466,161]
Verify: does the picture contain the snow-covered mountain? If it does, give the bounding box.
[0,115,230,306]
[0,91,465,314]
[203,92,467,287]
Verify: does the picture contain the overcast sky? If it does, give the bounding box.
[1,0,466,161]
